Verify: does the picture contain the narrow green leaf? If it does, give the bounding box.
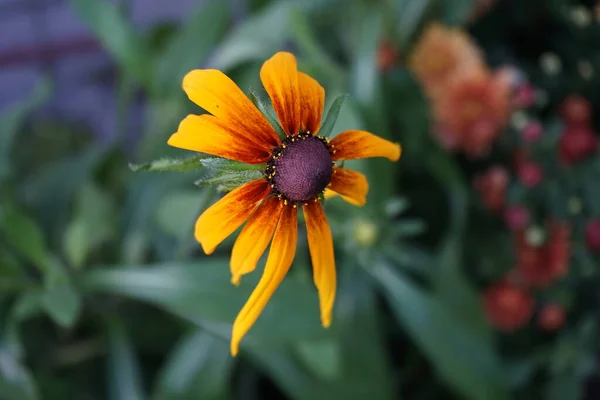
[1,203,48,269]
[107,320,145,400]
[249,91,287,140]
[69,0,151,86]
[41,259,81,328]
[0,78,52,180]
[208,1,293,70]
[395,0,433,48]
[369,262,508,400]
[129,155,208,172]
[82,261,331,347]
[0,322,38,400]
[153,329,233,400]
[199,157,264,172]
[350,9,382,106]
[62,219,88,268]
[154,0,230,96]
[194,170,264,192]
[318,94,348,138]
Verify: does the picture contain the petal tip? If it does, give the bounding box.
[390,143,403,161]
[321,313,332,328]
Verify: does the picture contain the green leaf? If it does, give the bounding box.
[154,0,230,96]
[349,9,382,106]
[107,320,145,400]
[318,94,348,138]
[199,157,264,172]
[0,322,38,400]
[394,0,433,48]
[153,329,233,400]
[129,154,209,172]
[69,0,152,86]
[208,1,293,70]
[62,182,116,268]
[194,170,264,192]
[0,203,48,269]
[249,91,287,140]
[155,190,205,239]
[438,0,475,25]
[41,259,81,328]
[369,262,508,400]
[82,261,332,348]
[0,78,51,180]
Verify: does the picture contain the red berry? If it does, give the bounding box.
[585,219,600,252]
[538,304,566,332]
[518,162,543,188]
[560,95,591,127]
[559,127,597,165]
[483,280,534,332]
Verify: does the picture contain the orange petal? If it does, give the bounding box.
[230,205,298,356]
[303,201,336,328]
[230,196,284,285]
[168,114,271,164]
[260,52,301,135]
[195,179,270,254]
[183,69,279,148]
[327,168,369,206]
[330,130,402,161]
[298,72,325,134]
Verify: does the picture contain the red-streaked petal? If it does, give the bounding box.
[303,201,336,328]
[327,168,369,206]
[230,196,283,285]
[260,52,301,135]
[230,205,298,356]
[194,179,270,254]
[168,114,271,164]
[330,130,402,161]
[298,72,325,134]
[183,69,280,148]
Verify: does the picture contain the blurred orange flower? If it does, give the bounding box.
[435,68,511,156]
[409,23,484,98]
[515,221,571,288]
[409,23,512,157]
[483,280,533,332]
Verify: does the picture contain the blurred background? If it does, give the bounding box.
[2,0,600,399]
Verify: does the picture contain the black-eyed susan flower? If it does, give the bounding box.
[168,52,401,356]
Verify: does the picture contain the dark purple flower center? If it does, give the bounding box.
[266,133,333,202]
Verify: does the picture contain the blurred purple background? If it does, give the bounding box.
[0,0,199,141]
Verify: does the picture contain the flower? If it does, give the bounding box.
[435,68,511,157]
[512,82,536,109]
[538,303,566,332]
[517,161,543,188]
[504,205,531,231]
[514,221,571,288]
[521,121,543,143]
[473,166,509,212]
[560,95,591,127]
[585,219,600,252]
[408,23,483,97]
[559,126,597,165]
[483,280,534,331]
[167,52,401,355]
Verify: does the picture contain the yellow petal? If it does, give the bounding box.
[195,179,270,254]
[168,114,271,164]
[330,130,402,161]
[303,201,336,328]
[230,196,283,285]
[326,168,369,206]
[183,69,279,148]
[298,72,325,134]
[260,52,301,135]
[230,205,298,356]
